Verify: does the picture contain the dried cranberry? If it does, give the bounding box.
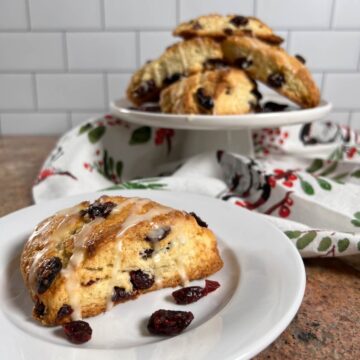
[163,73,182,85]
[172,280,220,304]
[63,321,92,344]
[234,57,253,69]
[145,226,171,242]
[204,58,228,70]
[56,304,73,321]
[130,270,154,290]
[133,80,157,99]
[192,21,202,30]
[268,72,285,88]
[37,256,62,294]
[148,309,194,336]
[112,287,132,302]
[189,212,208,228]
[33,299,45,317]
[80,201,116,220]
[224,28,234,35]
[195,88,214,111]
[263,101,288,112]
[230,15,249,27]
[295,54,306,64]
[140,248,154,260]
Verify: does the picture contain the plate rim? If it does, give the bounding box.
[110,97,332,130]
[0,190,306,360]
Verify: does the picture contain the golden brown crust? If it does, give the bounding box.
[222,36,320,108]
[126,37,223,105]
[174,14,283,45]
[21,195,223,326]
[160,68,260,115]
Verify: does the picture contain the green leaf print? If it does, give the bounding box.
[332,172,349,182]
[108,156,114,173]
[319,161,338,177]
[285,230,302,239]
[103,181,166,191]
[317,237,332,251]
[351,169,360,178]
[354,212,360,220]
[88,126,106,143]
[306,159,323,173]
[317,178,332,191]
[79,123,93,134]
[296,231,317,250]
[351,219,360,227]
[357,241,360,251]
[299,178,315,195]
[337,238,350,253]
[129,126,152,145]
[116,161,123,178]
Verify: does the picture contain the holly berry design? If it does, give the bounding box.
[252,128,289,155]
[35,168,77,185]
[268,168,298,189]
[155,128,175,154]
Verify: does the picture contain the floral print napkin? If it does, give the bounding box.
[33,114,360,258]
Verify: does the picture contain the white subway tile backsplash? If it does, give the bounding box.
[333,0,360,29]
[36,74,105,110]
[104,0,176,28]
[289,32,360,71]
[179,0,254,21]
[67,33,136,70]
[257,0,333,28]
[107,73,132,102]
[0,33,64,71]
[70,112,104,127]
[323,73,360,109]
[29,0,101,30]
[139,32,175,65]
[1,113,68,134]
[0,74,34,110]
[0,0,28,30]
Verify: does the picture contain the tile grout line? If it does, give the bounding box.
[103,73,109,110]
[66,111,72,130]
[329,0,337,29]
[253,0,257,16]
[100,0,106,30]
[24,0,31,31]
[32,73,39,110]
[62,32,69,70]
[175,0,180,24]
[136,30,141,68]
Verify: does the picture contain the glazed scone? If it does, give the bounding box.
[20,196,223,326]
[127,37,223,105]
[160,68,261,115]
[222,36,320,108]
[174,14,283,45]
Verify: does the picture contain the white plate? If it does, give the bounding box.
[111,96,332,130]
[0,190,305,360]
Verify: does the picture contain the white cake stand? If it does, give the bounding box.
[111,95,332,157]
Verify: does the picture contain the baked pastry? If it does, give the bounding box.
[174,14,283,45]
[127,37,223,105]
[222,36,320,108]
[20,195,223,326]
[160,68,261,115]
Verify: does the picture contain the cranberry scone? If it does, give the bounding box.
[174,14,283,45]
[222,36,320,108]
[160,68,261,115]
[127,37,223,105]
[20,196,223,326]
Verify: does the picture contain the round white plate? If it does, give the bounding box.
[0,190,305,360]
[111,96,332,130]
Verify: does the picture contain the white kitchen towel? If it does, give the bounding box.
[33,114,360,258]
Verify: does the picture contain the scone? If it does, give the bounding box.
[174,14,283,45]
[222,36,320,108]
[20,195,223,326]
[127,37,223,105]
[160,68,261,115]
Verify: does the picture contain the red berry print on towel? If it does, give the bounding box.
[155,128,175,154]
[35,168,77,185]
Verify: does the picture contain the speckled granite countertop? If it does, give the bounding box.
[0,136,359,359]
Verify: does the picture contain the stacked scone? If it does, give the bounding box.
[127,14,320,115]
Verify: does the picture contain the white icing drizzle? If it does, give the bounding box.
[61,217,104,320]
